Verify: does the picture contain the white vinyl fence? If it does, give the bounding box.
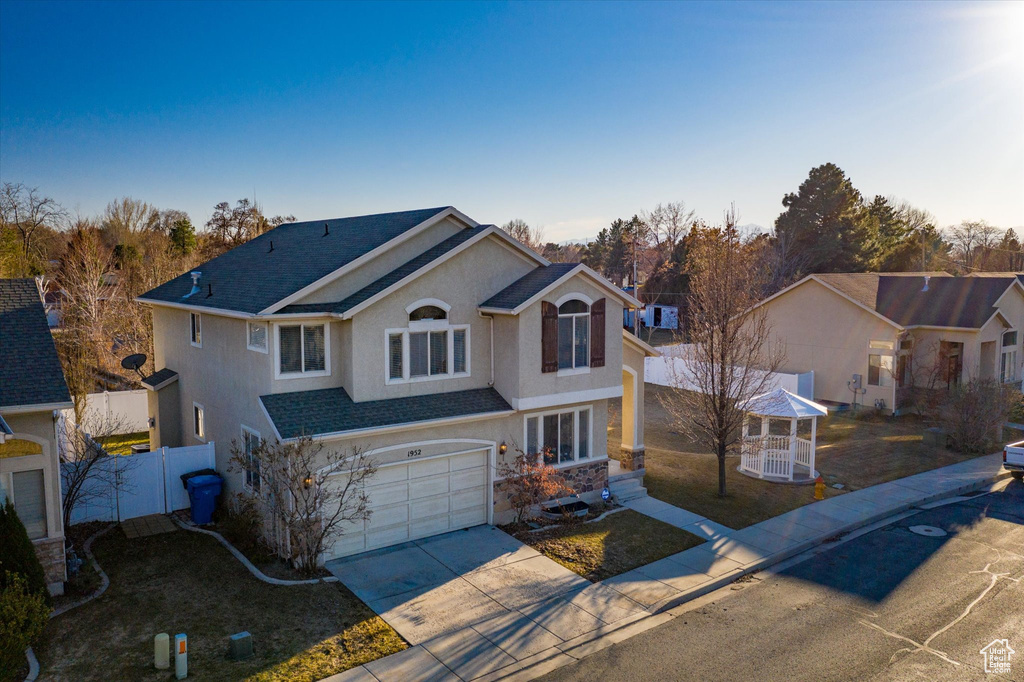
[645,343,815,399]
[63,442,216,524]
[64,389,149,433]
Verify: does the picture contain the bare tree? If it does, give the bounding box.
[206,198,294,246]
[642,200,696,256]
[948,220,1001,272]
[101,197,159,247]
[59,413,138,531]
[229,437,377,576]
[941,379,1019,453]
[500,219,546,253]
[0,182,67,267]
[495,448,574,525]
[659,208,785,497]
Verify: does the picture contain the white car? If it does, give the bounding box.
[1003,441,1024,482]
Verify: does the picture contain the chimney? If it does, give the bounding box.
[923,275,930,292]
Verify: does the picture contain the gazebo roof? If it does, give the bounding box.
[742,388,829,419]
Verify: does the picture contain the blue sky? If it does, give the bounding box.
[1,1,1021,242]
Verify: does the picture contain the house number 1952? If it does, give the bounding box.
[407,449,422,458]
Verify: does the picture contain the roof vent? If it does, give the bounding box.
[923,275,930,292]
[268,240,274,253]
[323,222,330,237]
[184,272,202,298]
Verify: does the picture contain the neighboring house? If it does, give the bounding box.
[0,278,73,595]
[138,207,650,560]
[749,272,1024,414]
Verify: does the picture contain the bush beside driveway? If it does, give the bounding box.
[39,526,405,681]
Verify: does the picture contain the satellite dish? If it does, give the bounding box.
[121,353,148,379]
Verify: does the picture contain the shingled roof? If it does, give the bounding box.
[277,225,494,316]
[813,273,1018,329]
[0,279,72,410]
[260,386,513,440]
[139,207,452,315]
[480,263,581,311]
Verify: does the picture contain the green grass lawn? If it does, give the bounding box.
[609,384,985,530]
[510,509,704,582]
[39,527,405,681]
[95,431,150,455]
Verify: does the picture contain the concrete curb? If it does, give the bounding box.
[487,466,1013,682]
[50,523,117,619]
[22,646,40,682]
[170,515,340,586]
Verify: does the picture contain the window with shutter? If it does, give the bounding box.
[541,301,558,373]
[590,298,605,367]
[277,323,329,377]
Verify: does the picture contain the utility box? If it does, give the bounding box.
[229,631,254,661]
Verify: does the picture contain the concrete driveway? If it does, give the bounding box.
[326,526,602,645]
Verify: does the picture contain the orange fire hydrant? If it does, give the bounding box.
[814,476,825,501]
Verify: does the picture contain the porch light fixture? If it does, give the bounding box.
[303,475,312,489]
[499,442,508,455]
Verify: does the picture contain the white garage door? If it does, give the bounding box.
[328,449,489,559]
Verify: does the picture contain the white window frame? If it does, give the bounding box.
[867,339,895,387]
[190,312,202,348]
[6,467,49,540]
[192,402,205,441]
[274,322,331,380]
[522,406,593,468]
[556,296,591,375]
[240,425,261,491]
[247,321,269,354]
[1001,329,1019,384]
[385,325,471,384]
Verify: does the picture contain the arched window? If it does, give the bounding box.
[558,299,589,370]
[409,305,447,322]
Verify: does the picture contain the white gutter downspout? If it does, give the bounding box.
[478,311,495,386]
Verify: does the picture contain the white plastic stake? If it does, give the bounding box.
[174,633,187,679]
[154,633,169,670]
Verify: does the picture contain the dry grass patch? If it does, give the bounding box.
[510,509,704,582]
[610,384,986,530]
[38,527,405,681]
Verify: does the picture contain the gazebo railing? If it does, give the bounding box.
[741,435,814,480]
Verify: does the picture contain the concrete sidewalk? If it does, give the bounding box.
[324,453,1010,682]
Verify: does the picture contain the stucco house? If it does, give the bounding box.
[138,207,655,560]
[749,272,1024,414]
[0,278,73,595]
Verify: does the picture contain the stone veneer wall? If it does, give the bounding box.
[34,537,66,595]
[492,459,610,523]
[619,448,645,471]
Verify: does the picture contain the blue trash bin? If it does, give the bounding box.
[186,474,223,525]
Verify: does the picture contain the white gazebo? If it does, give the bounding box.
[739,388,829,483]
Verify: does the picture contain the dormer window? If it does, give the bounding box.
[387,299,469,384]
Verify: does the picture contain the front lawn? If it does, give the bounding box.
[509,509,704,581]
[39,526,405,681]
[95,431,150,455]
[609,384,985,530]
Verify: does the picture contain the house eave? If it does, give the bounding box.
[274,409,517,443]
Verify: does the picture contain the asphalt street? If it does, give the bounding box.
[543,481,1024,681]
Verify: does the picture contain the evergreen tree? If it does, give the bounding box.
[774,163,871,274]
[168,217,197,255]
[0,501,49,603]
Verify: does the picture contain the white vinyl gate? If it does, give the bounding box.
[64,442,216,524]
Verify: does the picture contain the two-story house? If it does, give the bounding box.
[139,207,654,560]
[1,278,73,595]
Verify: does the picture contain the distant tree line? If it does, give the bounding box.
[0,184,293,390]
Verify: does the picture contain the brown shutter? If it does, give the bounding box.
[541,301,558,373]
[591,298,606,368]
